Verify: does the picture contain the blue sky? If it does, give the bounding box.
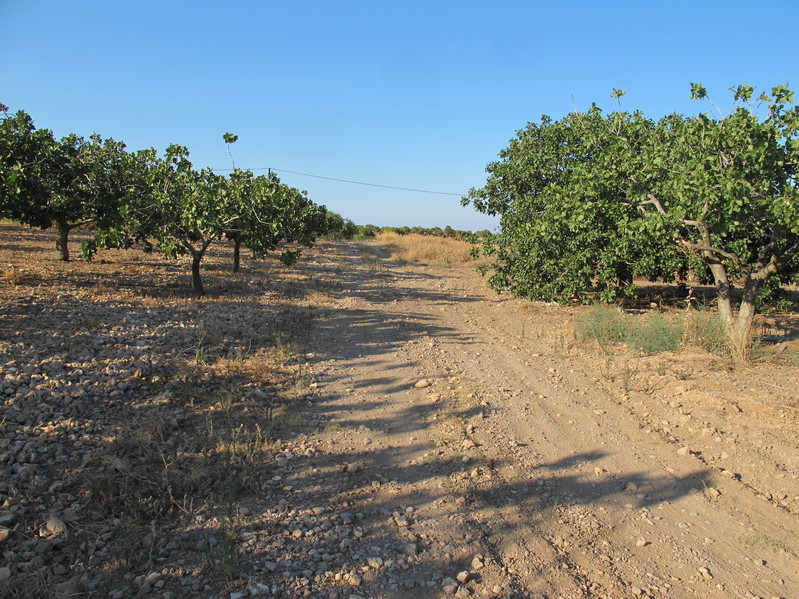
[3,1,798,231]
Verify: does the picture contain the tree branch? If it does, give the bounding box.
[626,179,668,215]
[679,240,745,269]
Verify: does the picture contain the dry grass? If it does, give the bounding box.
[374,232,476,265]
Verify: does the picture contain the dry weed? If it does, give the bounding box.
[375,232,475,265]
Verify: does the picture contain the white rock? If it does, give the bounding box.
[45,516,67,537]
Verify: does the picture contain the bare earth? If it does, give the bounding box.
[1,225,798,599]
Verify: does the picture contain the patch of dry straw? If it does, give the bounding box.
[376,232,476,265]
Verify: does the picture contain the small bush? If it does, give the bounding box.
[625,313,684,354]
[575,305,686,354]
[573,304,628,348]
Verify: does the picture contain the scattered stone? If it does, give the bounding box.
[441,577,459,593]
[367,556,383,569]
[471,555,484,570]
[0,514,17,527]
[0,567,10,582]
[456,570,470,583]
[401,542,418,556]
[698,566,713,580]
[635,539,649,548]
[415,379,431,389]
[677,446,692,457]
[45,516,67,537]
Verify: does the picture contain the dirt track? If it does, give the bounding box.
[298,242,799,599]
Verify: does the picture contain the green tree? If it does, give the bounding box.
[0,107,53,229]
[464,85,799,359]
[109,144,230,294]
[50,133,133,260]
[0,106,132,260]
[92,145,328,294]
[231,172,327,267]
[323,211,357,240]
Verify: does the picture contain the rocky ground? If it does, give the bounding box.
[1,224,798,599]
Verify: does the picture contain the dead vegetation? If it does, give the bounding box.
[373,231,477,265]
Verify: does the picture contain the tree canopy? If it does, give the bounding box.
[464,84,799,358]
[1,108,332,294]
[0,107,134,260]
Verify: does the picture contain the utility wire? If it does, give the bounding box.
[211,166,465,197]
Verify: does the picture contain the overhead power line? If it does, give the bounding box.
[211,166,465,197]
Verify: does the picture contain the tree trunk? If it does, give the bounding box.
[702,247,752,360]
[191,252,205,296]
[233,235,241,273]
[56,220,71,262]
[727,279,762,362]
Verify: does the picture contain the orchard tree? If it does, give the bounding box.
[132,144,232,295]
[223,169,328,271]
[323,210,357,240]
[48,133,132,260]
[221,132,246,271]
[92,144,328,295]
[0,106,132,260]
[464,85,799,359]
[0,107,56,230]
[216,133,327,272]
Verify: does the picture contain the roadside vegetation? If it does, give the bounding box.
[464,84,799,360]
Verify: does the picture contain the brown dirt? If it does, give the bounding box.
[1,224,798,599]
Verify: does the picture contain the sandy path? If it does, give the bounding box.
[299,242,798,599]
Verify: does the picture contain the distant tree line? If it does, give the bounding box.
[351,224,492,243]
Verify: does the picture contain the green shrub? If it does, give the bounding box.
[573,304,628,349]
[626,313,684,354]
[576,305,694,355]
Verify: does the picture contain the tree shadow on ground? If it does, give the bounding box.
[0,235,716,599]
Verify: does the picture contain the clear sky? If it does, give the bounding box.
[3,0,798,231]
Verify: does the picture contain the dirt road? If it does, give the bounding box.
[289,242,799,599]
